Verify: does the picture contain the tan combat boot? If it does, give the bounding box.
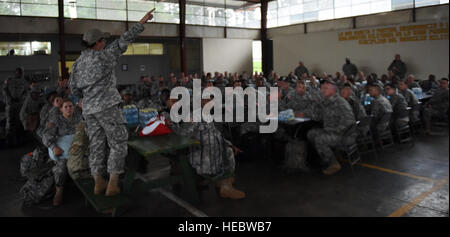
[105,173,121,196]
[217,178,246,200]
[53,186,63,206]
[93,175,107,195]
[322,162,342,175]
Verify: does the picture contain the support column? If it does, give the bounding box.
[58,0,67,79]
[179,0,187,74]
[260,0,272,77]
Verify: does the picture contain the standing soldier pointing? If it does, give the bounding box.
[69,9,155,196]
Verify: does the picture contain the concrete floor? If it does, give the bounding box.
[0,125,448,217]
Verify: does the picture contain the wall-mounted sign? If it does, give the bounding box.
[140,65,146,72]
[338,22,449,45]
[122,64,128,71]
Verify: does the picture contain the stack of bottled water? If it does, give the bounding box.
[278,109,295,121]
[412,87,423,100]
[122,105,139,126]
[139,108,159,127]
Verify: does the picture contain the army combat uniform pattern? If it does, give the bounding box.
[423,87,449,130]
[19,92,45,131]
[42,111,82,187]
[285,90,316,117]
[307,94,357,167]
[3,76,28,137]
[69,23,145,176]
[399,88,420,122]
[67,122,92,180]
[387,93,409,128]
[369,95,393,133]
[170,119,235,178]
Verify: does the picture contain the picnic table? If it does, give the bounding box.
[74,133,199,216]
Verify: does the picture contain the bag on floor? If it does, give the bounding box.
[20,148,53,180]
[19,147,55,207]
[284,139,309,172]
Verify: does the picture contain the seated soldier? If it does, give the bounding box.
[168,98,245,200]
[36,89,58,140]
[306,80,357,175]
[137,88,171,111]
[287,80,316,118]
[42,99,83,206]
[340,83,368,136]
[398,79,420,122]
[48,94,64,120]
[120,87,136,107]
[423,78,449,134]
[367,83,393,138]
[421,74,439,93]
[406,75,420,89]
[20,86,45,133]
[277,76,296,111]
[136,75,153,102]
[384,83,409,128]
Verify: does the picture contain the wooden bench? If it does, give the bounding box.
[75,133,199,217]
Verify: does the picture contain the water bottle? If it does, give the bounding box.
[412,87,422,100]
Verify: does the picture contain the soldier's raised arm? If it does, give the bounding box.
[103,8,155,60]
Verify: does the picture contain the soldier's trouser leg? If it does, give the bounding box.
[86,106,128,176]
[53,159,68,187]
[5,105,11,135]
[307,128,341,166]
[86,114,107,176]
[423,107,439,131]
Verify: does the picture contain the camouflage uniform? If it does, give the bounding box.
[67,122,92,180]
[19,92,45,131]
[278,87,296,111]
[344,95,369,136]
[399,88,419,108]
[170,120,235,178]
[294,65,309,79]
[345,95,367,121]
[388,60,407,79]
[36,102,53,139]
[42,111,82,186]
[69,23,145,176]
[19,147,55,207]
[286,90,316,117]
[136,97,163,111]
[343,63,358,77]
[387,93,409,127]
[307,94,357,166]
[423,87,449,130]
[369,95,393,133]
[2,76,28,137]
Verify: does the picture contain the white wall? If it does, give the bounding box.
[202,38,253,74]
[268,5,449,80]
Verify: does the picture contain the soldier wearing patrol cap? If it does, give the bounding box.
[277,76,296,111]
[69,9,156,196]
[307,80,357,175]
